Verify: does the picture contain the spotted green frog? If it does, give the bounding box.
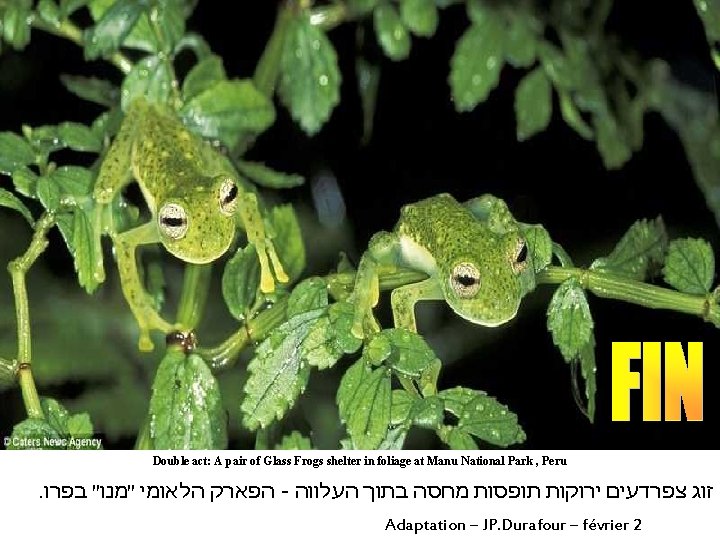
[351,193,536,338]
[93,97,287,351]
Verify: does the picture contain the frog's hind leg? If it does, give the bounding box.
[350,231,403,339]
[112,222,174,351]
[237,191,289,293]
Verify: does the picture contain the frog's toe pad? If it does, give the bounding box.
[138,334,155,352]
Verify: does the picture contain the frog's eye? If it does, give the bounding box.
[219,178,238,216]
[451,263,480,298]
[513,240,528,273]
[158,203,188,240]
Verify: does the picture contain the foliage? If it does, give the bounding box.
[0,0,719,450]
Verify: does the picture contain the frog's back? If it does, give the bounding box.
[396,193,486,259]
[129,99,208,195]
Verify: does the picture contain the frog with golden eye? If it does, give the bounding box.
[93,97,287,351]
[350,193,536,337]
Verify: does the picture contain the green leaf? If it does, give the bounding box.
[0,187,33,224]
[91,107,123,141]
[365,332,392,366]
[515,67,552,141]
[182,54,227,101]
[279,14,341,134]
[373,3,411,61]
[274,431,313,450]
[36,176,61,211]
[42,398,70,434]
[694,0,720,63]
[6,419,61,450]
[328,301,362,354]
[287,278,328,318]
[241,309,324,430]
[299,301,360,370]
[663,238,715,294]
[337,359,391,449]
[591,218,667,281]
[547,278,594,362]
[70,208,102,293]
[381,328,436,377]
[38,399,95,446]
[50,166,95,198]
[180,79,275,148]
[505,12,537,68]
[2,0,32,50]
[595,113,632,169]
[236,160,304,189]
[558,91,594,140]
[37,0,61,26]
[520,223,552,273]
[121,55,173,109]
[400,0,438,38]
[149,0,187,53]
[450,11,505,112]
[66,413,94,439]
[270,204,305,283]
[410,395,444,428]
[300,316,343,369]
[439,387,525,447]
[149,350,227,449]
[222,244,260,321]
[390,389,416,425]
[60,75,119,107]
[577,334,597,422]
[378,426,408,449]
[84,0,147,59]
[24,125,63,157]
[0,132,35,174]
[442,427,478,450]
[57,122,102,153]
[11,166,38,198]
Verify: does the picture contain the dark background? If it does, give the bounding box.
[1,1,718,449]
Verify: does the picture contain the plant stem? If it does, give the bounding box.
[31,17,133,74]
[198,296,289,371]
[175,263,212,330]
[537,266,720,328]
[7,213,56,419]
[198,269,427,370]
[253,1,294,97]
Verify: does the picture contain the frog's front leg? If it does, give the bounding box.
[350,231,403,339]
[237,191,288,293]
[390,278,443,333]
[464,194,516,233]
[92,102,142,283]
[112,222,174,351]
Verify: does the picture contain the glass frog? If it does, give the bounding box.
[93,97,288,351]
[351,193,536,338]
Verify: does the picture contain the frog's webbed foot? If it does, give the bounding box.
[237,191,289,294]
[350,231,400,339]
[113,223,174,352]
